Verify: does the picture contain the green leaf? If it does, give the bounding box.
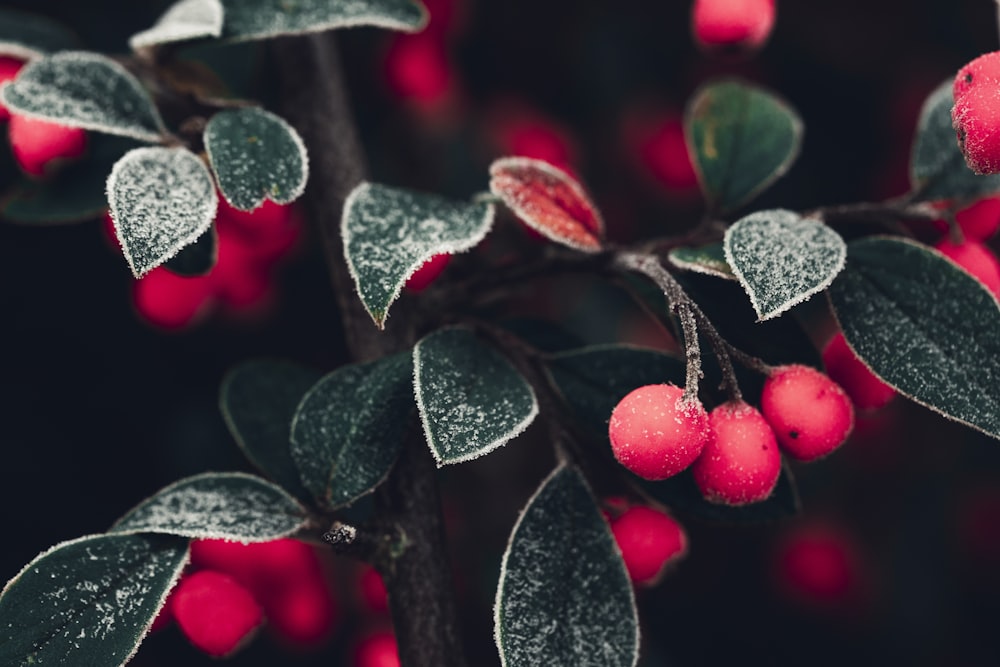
[685,78,803,213]
[291,352,413,509]
[0,9,78,59]
[220,359,322,502]
[910,79,1000,202]
[219,0,427,42]
[164,224,218,276]
[110,472,310,541]
[0,52,166,143]
[494,465,638,667]
[0,533,188,667]
[414,327,538,466]
[724,209,846,321]
[828,237,1000,441]
[107,146,218,277]
[129,0,224,51]
[343,182,495,327]
[205,107,308,211]
[667,242,735,280]
[545,345,685,442]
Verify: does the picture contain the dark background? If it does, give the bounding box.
[1,1,999,665]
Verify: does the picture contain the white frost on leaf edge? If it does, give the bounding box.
[412,327,540,467]
[222,1,429,42]
[666,248,737,281]
[0,43,45,60]
[129,0,224,51]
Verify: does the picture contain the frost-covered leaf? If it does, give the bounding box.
[828,237,1000,441]
[0,533,188,667]
[291,352,413,509]
[724,209,846,321]
[489,157,604,252]
[0,9,78,59]
[545,345,685,442]
[110,472,309,542]
[343,182,494,327]
[129,0,224,51]
[495,465,638,667]
[219,0,427,42]
[220,360,322,502]
[0,52,166,143]
[685,79,802,213]
[910,79,1000,202]
[107,146,218,277]
[164,225,217,276]
[205,107,308,211]
[667,242,735,280]
[414,327,538,466]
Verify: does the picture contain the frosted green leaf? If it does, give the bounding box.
[910,79,1000,202]
[494,465,638,667]
[129,0,224,51]
[219,0,427,42]
[414,327,538,466]
[0,533,188,667]
[685,78,802,213]
[110,472,310,542]
[667,242,735,280]
[204,107,308,211]
[220,359,322,502]
[107,147,218,277]
[343,182,495,327]
[724,209,846,321]
[291,352,413,509]
[0,9,78,59]
[0,52,166,143]
[828,237,1000,441]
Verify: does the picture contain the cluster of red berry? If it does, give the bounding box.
[929,196,1000,299]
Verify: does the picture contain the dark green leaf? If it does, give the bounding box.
[685,78,802,213]
[0,534,188,667]
[204,107,308,210]
[495,466,638,667]
[724,209,846,320]
[219,0,427,42]
[0,52,165,143]
[828,237,1000,440]
[910,79,1000,202]
[291,352,413,509]
[343,183,494,327]
[0,9,78,59]
[667,242,735,280]
[414,327,538,466]
[129,0,224,51]
[110,472,309,541]
[220,359,322,501]
[164,224,217,276]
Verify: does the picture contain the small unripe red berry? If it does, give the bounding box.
[934,238,1000,298]
[405,253,451,292]
[951,84,1000,175]
[691,0,776,53]
[953,51,1000,102]
[171,570,263,657]
[760,365,854,462]
[608,383,710,480]
[8,113,87,177]
[692,401,781,505]
[821,332,895,411]
[0,56,24,122]
[609,505,687,586]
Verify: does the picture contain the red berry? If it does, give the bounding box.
[934,238,1000,298]
[637,114,700,194]
[8,113,87,177]
[691,0,776,52]
[405,253,451,292]
[357,564,389,614]
[955,196,1000,241]
[608,384,710,480]
[760,365,854,462]
[266,577,337,647]
[383,32,452,105]
[692,401,781,505]
[609,505,687,585]
[954,51,1000,102]
[0,56,24,122]
[951,83,1000,175]
[171,570,263,657]
[774,522,862,607]
[133,267,213,330]
[821,332,896,411]
[354,631,401,667]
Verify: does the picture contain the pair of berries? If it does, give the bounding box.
[925,196,1000,300]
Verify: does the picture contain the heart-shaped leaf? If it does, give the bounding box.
[291,352,413,510]
[0,533,188,667]
[667,242,736,280]
[219,0,427,42]
[828,237,1000,441]
[0,52,166,143]
[414,327,538,466]
[489,157,604,252]
[129,0,224,51]
[343,182,494,327]
[107,146,218,277]
[495,465,638,667]
[724,209,846,321]
[685,78,802,213]
[0,9,78,59]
